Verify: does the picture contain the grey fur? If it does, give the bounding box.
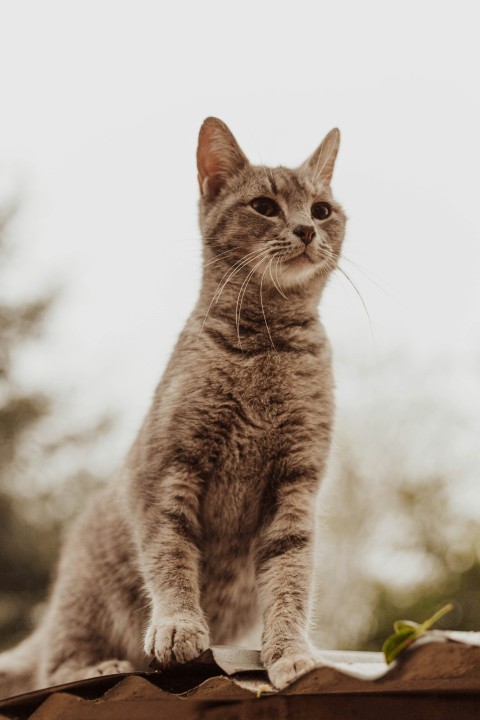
[0,117,346,696]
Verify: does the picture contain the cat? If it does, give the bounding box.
[0,117,346,696]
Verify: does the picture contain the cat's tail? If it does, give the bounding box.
[0,629,42,700]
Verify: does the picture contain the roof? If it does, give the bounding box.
[1,633,480,719]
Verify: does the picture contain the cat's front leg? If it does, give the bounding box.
[255,479,321,689]
[133,466,210,666]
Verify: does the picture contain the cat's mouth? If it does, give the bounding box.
[284,249,316,265]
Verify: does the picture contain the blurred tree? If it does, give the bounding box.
[0,201,109,650]
[313,354,480,652]
[0,203,56,649]
[363,476,480,651]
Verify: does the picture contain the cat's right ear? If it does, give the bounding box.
[197,118,249,199]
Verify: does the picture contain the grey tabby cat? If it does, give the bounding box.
[0,117,346,697]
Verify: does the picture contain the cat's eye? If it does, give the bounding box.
[311,202,332,220]
[250,197,280,218]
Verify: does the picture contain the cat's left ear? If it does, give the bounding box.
[300,128,340,185]
[197,117,249,199]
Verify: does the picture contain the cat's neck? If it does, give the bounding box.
[195,267,326,351]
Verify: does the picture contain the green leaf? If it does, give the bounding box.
[393,620,419,633]
[382,627,418,664]
[420,603,454,632]
[382,603,454,664]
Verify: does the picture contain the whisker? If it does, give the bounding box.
[268,241,290,249]
[235,252,270,333]
[269,252,288,299]
[274,254,287,297]
[336,264,375,342]
[260,258,277,350]
[340,255,393,300]
[236,253,270,348]
[202,247,238,268]
[213,248,267,304]
[330,249,396,309]
[196,248,267,343]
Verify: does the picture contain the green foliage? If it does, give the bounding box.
[363,563,480,653]
[0,492,60,649]
[313,357,480,653]
[382,603,453,663]
[0,203,56,648]
[0,200,109,650]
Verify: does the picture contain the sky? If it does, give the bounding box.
[0,0,479,467]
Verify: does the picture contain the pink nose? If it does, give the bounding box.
[293,225,315,245]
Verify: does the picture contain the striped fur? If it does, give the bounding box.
[0,117,346,695]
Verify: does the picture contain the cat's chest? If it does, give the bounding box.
[188,348,332,464]
[197,351,332,534]
[224,350,322,407]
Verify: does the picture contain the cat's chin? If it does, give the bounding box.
[288,253,316,267]
[279,253,326,288]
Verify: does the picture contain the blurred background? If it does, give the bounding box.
[0,0,479,651]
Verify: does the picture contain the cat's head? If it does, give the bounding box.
[197,117,346,293]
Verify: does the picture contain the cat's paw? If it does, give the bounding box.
[266,652,321,689]
[144,615,210,665]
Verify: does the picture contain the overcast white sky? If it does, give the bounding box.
[0,0,479,462]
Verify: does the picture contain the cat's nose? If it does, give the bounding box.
[293,225,316,245]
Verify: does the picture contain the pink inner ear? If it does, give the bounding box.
[197,126,223,195]
[197,171,223,198]
[197,133,215,180]
[197,127,222,185]
[197,118,248,198]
